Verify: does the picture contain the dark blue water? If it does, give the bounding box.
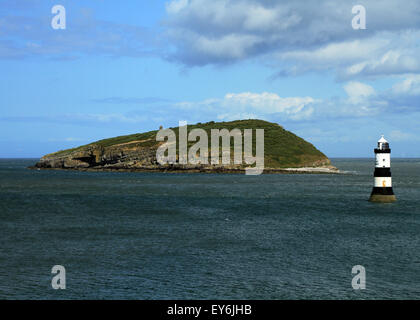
[0,159,419,299]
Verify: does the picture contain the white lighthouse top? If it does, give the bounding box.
[377,135,390,150]
[378,135,388,143]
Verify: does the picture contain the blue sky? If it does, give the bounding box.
[1,0,420,158]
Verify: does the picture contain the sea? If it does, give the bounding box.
[0,158,419,300]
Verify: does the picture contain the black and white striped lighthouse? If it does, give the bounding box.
[369,135,396,203]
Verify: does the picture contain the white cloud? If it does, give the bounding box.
[343,81,375,104]
[392,75,420,95]
[192,33,262,60]
[223,92,314,114]
[165,0,189,14]
[343,48,420,78]
[175,92,316,121]
[279,38,389,67]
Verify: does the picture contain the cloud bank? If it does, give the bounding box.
[2,0,420,80]
[164,0,420,78]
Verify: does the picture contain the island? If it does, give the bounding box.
[32,120,339,174]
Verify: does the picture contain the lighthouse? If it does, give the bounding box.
[369,135,396,203]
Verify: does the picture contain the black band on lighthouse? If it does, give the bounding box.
[374,148,391,154]
[374,168,391,177]
[371,187,395,195]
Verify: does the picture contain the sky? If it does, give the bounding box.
[1,0,420,158]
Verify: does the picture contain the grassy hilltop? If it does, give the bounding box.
[36,119,331,171]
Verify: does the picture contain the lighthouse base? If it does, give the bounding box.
[369,187,396,203]
[369,194,397,203]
